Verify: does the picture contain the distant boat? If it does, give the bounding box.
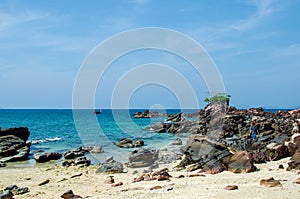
[93,109,101,114]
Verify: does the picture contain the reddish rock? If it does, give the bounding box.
[224,185,238,190]
[223,151,257,173]
[259,177,282,187]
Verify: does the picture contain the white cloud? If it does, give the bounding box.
[231,0,280,32]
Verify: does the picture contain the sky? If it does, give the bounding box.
[0,0,299,109]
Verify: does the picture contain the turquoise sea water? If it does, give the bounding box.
[0,109,190,165]
[0,108,289,166]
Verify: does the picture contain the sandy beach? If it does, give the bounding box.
[1,157,299,199]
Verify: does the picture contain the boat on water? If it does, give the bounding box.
[93,109,101,114]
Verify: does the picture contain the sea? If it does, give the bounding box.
[0,109,193,166]
[0,108,290,167]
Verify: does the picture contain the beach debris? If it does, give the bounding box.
[58,178,68,182]
[4,185,29,195]
[33,152,62,163]
[295,178,300,184]
[104,176,115,184]
[38,179,50,186]
[150,185,162,190]
[278,164,284,169]
[0,190,13,199]
[224,185,239,190]
[114,138,144,148]
[127,148,159,168]
[70,173,83,178]
[112,182,123,187]
[61,190,82,199]
[167,187,173,191]
[259,177,282,187]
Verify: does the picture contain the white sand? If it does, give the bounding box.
[1,158,299,199]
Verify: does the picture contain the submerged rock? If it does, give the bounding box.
[114,138,144,148]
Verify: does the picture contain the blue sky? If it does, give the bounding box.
[0,0,299,109]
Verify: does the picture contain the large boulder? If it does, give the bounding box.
[0,131,31,163]
[222,151,257,173]
[34,152,62,163]
[114,138,144,148]
[128,148,159,168]
[0,127,30,142]
[96,157,124,173]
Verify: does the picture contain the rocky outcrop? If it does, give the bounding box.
[64,147,90,159]
[96,157,124,173]
[114,138,144,148]
[34,152,62,163]
[128,148,159,168]
[0,127,31,162]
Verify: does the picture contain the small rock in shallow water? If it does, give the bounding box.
[259,177,282,187]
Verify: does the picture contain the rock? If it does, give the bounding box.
[61,190,82,199]
[114,138,144,148]
[0,127,30,142]
[74,157,90,166]
[223,151,257,173]
[259,177,282,187]
[89,146,103,153]
[105,156,114,163]
[4,185,29,195]
[278,164,284,169]
[295,178,300,184]
[0,190,13,199]
[128,148,159,168]
[96,161,124,173]
[224,185,238,190]
[34,152,62,163]
[171,138,182,145]
[64,147,89,159]
[0,135,30,162]
[38,179,50,186]
[265,144,289,161]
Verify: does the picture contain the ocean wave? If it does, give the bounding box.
[27,137,62,145]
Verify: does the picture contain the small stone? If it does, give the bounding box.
[38,179,50,186]
[224,185,238,190]
[278,164,284,169]
[150,185,162,190]
[295,178,300,184]
[260,177,282,187]
[112,182,123,187]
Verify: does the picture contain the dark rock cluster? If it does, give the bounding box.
[0,127,31,163]
[142,103,300,173]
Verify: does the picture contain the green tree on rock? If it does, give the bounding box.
[204,93,231,106]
